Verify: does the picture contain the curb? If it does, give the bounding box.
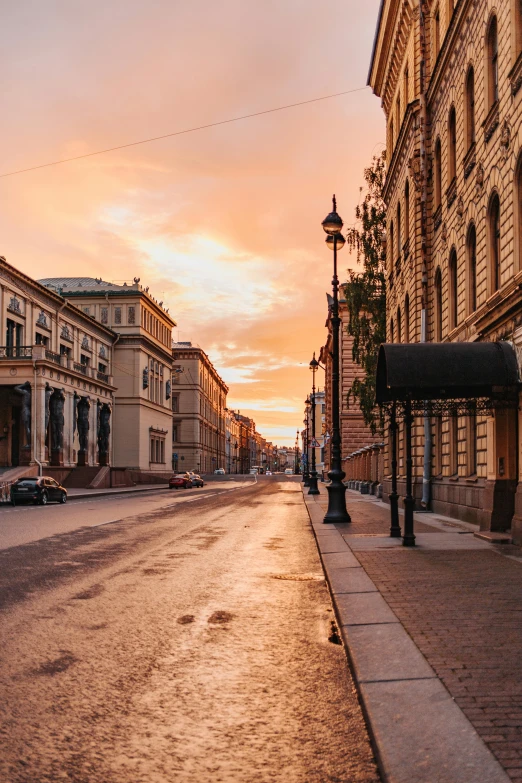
[302,489,510,783]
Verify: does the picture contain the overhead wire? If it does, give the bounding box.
[0,86,368,179]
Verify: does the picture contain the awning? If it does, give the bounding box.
[376,341,519,403]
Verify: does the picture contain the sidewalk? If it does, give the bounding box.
[302,484,522,783]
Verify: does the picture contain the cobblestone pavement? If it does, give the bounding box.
[319,488,522,782]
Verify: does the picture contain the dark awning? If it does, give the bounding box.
[376,341,520,403]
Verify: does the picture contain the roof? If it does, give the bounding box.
[376,342,520,403]
[39,277,134,292]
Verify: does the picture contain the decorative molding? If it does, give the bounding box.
[408,147,422,192]
[501,119,511,160]
[509,51,522,97]
[483,100,500,144]
[433,204,442,231]
[441,223,448,247]
[463,142,476,180]
[456,196,464,220]
[446,176,457,209]
[476,161,485,190]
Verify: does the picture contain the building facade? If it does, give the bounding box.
[319,293,374,476]
[40,277,175,473]
[171,342,227,474]
[369,0,522,536]
[0,259,116,473]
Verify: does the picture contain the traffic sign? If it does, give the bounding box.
[311,438,320,448]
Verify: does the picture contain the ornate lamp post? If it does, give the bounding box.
[308,353,320,495]
[294,430,300,474]
[322,196,351,523]
[303,396,311,486]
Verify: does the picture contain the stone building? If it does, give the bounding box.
[319,293,374,475]
[369,0,522,536]
[0,258,116,475]
[40,277,175,474]
[171,342,227,474]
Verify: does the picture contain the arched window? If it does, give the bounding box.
[449,248,458,330]
[467,224,477,313]
[465,67,475,150]
[448,106,457,183]
[487,16,499,108]
[515,0,522,59]
[434,6,441,60]
[488,193,501,292]
[404,67,409,104]
[397,307,402,343]
[404,294,410,343]
[516,155,522,273]
[397,201,402,261]
[390,317,395,343]
[434,137,442,210]
[404,179,410,243]
[434,267,443,340]
[389,220,394,274]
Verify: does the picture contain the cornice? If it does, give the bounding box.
[383,99,420,203]
[381,1,415,115]
[369,0,401,96]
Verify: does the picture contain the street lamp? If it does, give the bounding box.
[303,396,311,486]
[308,353,320,495]
[322,195,351,523]
[294,429,300,474]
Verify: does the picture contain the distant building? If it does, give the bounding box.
[40,276,175,473]
[171,342,228,474]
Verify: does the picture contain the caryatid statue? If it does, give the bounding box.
[98,403,112,457]
[50,388,66,451]
[77,396,91,454]
[14,382,31,448]
[44,383,54,440]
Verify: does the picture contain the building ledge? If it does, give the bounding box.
[482,100,500,144]
[463,142,476,180]
[509,51,522,96]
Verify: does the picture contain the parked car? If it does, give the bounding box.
[10,476,67,505]
[169,473,193,489]
[266,471,272,476]
[249,468,258,475]
[214,468,225,475]
[191,474,205,487]
[284,468,293,475]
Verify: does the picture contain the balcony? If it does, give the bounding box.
[97,370,109,383]
[45,349,62,366]
[73,362,88,376]
[0,346,32,359]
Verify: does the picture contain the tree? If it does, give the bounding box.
[343,151,386,435]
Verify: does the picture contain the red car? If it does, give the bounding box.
[169,473,193,489]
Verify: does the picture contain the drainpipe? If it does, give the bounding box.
[419,0,431,508]
[33,362,43,477]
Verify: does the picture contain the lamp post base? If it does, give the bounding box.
[324,481,351,523]
[308,472,320,495]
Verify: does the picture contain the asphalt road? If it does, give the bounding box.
[0,480,252,550]
[0,476,380,783]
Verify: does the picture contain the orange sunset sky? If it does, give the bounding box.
[1,1,384,446]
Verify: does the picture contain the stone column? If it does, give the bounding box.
[33,377,47,466]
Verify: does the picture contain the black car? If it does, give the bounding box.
[10,476,67,506]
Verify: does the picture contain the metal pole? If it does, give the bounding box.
[308,365,320,495]
[403,399,416,546]
[324,229,351,523]
[303,405,310,485]
[389,402,401,537]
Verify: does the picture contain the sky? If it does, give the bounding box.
[0,0,384,446]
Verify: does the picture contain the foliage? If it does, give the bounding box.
[343,151,387,435]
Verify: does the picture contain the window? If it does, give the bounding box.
[467,224,477,313]
[487,16,499,108]
[173,425,179,442]
[396,201,402,261]
[517,156,522,273]
[467,414,477,475]
[449,248,458,330]
[60,344,71,357]
[172,395,179,413]
[389,221,394,272]
[396,93,401,134]
[434,137,442,210]
[83,307,90,316]
[101,307,108,325]
[448,106,457,182]
[98,362,107,373]
[488,193,501,293]
[404,294,410,343]
[389,119,394,154]
[516,0,522,59]
[434,267,443,340]
[35,333,48,346]
[450,417,459,475]
[390,317,395,343]
[128,306,136,325]
[114,307,122,325]
[80,354,90,367]
[465,67,475,150]
[397,307,402,343]
[404,67,409,105]
[434,6,441,59]
[404,180,410,243]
